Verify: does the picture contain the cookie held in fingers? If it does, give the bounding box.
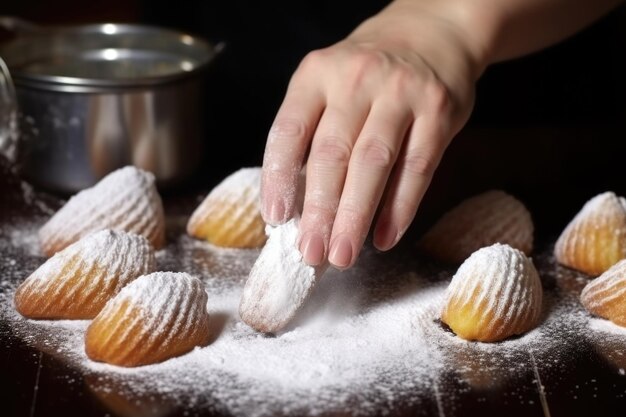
[187,167,267,248]
[39,166,166,257]
[555,191,626,276]
[441,243,543,342]
[580,259,626,327]
[14,229,156,320]
[85,272,210,367]
[418,190,534,264]
[239,219,327,333]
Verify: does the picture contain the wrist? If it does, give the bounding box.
[349,0,498,82]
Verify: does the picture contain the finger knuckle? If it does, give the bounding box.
[304,198,338,220]
[336,203,370,235]
[346,50,387,88]
[389,64,418,92]
[353,49,386,69]
[354,136,395,170]
[268,118,309,144]
[402,150,437,179]
[299,49,330,71]
[423,79,452,114]
[311,136,352,167]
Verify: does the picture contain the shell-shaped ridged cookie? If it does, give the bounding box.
[187,167,267,248]
[14,229,156,320]
[85,272,210,367]
[239,219,327,333]
[554,191,626,276]
[580,259,626,327]
[39,166,166,257]
[441,243,543,342]
[418,190,534,264]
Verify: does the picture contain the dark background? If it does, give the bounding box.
[1,0,626,239]
[1,4,626,417]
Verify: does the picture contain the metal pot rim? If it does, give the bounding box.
[0,21,223,90]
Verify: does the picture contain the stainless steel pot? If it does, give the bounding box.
[0,17,222,194]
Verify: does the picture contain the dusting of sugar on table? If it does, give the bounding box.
[2,178,626,417]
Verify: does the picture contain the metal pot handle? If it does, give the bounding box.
[0,55,18,161]
[0,55,16,113]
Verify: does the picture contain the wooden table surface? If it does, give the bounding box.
[1,143,626,417]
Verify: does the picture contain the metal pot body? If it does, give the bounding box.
[0,19,220,194]
[17,77,205,194]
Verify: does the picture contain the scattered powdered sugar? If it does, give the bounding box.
[161,230,260,297]
[3,179,626,417]
[586,317,626,375]
[0,223,600,417]
[6,220,45,257]
[2,248,598,417]
[83,270,452,416]
[19,180,57,216]
[589,317,626,336]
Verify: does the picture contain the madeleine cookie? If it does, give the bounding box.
[441,243,543,342]
[418,190,533,264]
[85,272,210,367]
[239,219,327,333]
[187,167,267,248]
[580,259,626,327]
[15,229,156,320]
[39,166,165,257]
[554,191,626,276]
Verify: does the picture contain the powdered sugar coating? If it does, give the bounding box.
[187,167,267,248]
[39,166,165,256]
[15,229,156,319]
[239,219,325,333]
[0,213,610,417]
[2,166,619,416]
[554,191,626,276]
[441,243,543,342]
[86,271,210,367]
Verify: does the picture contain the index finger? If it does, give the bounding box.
[261,81,324,225]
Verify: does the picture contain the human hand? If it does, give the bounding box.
[261,1,482,269]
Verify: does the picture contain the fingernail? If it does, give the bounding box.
[329,236,353,269]
[264,199,285,225]
[299,232,325,266]
[374,221,398,251]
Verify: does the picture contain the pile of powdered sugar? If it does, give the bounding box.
[2,178,626,417]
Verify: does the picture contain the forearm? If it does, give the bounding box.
[352,0,623,81]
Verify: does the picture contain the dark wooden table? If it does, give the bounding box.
[2,145,626,417]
